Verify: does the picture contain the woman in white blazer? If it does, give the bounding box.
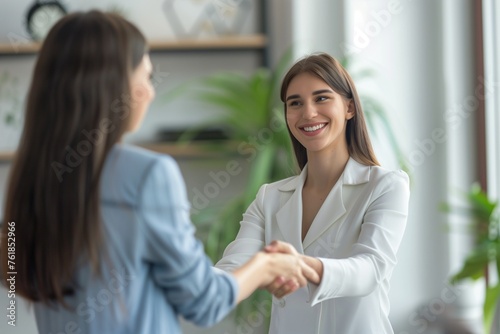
[215,53,410,334]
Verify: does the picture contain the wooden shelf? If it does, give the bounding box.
[149,34,266,51]
[0,151,15,163]
[0,42,41,54]
[0,142,237,163]
[0,34,266,56]
[139,141,238,159]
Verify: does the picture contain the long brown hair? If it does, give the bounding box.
[280,53,379,170]
[0,10,147,305]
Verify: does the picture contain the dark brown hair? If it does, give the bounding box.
[1,10,147,305]
[280,53,379,170]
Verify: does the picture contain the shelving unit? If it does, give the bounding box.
[0,34,267,56]
[0,1,270,162]
[0,32,268,163]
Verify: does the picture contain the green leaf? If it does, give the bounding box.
[198,91,246,115]
[203,198,245,262]
[451,242,492,283]
[200,73,255,110]
[243,144,276,207]
[467,183,497,222]
[496,246,500,280]
[484,283,500,333]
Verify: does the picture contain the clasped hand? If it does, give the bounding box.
[261,240,321,299]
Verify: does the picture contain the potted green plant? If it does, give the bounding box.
[442,183,499,333]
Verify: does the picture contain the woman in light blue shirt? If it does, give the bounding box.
[0,10,318,334]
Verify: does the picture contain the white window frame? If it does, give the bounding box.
[483,0,500,202]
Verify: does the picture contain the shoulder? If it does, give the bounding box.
[100,144,180,205]
[364,164,410,203]
[246,174,301,207]
[343,158,409,202]
[343,158,407,185]
[369,164,409,186]
[261,174,299,194]
[344,158,407,185]
[107,143,175,169]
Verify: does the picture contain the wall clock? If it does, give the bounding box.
[25,1,67,41]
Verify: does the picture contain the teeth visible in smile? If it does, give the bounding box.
[303,124,326,132]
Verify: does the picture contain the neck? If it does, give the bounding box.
[304,147,350,190]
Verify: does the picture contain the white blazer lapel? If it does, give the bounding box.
[302,158,371,249]
[302,178,346,249]
[275,168,307,254]
[274,159,371,252]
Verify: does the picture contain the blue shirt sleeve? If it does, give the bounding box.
[137,155,238,327]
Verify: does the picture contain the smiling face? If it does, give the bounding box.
[285,72,354,155]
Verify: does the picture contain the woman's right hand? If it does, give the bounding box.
[257,251,319,289]
[232,251,319,303]
[263,240,323,298]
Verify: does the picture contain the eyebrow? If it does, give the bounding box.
[285,89,334,101]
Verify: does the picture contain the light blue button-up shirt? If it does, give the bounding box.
[34,144,238,333]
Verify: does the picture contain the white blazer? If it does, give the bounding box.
[215,157,410,334]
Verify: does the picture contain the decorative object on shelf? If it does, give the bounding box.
[106,4,129,19]
[0,72,22,127]
[0,71,23,151]
[441,183,499,333]
[25,0,67,41]
[163,0,252,38]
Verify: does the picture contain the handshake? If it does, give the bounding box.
[231,240,322,303]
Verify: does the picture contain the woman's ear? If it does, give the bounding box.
[346,100,355,120]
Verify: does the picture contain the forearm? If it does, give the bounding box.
[231,252,270,303]
[308,254,383,306]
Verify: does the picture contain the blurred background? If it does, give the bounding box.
[1,0,499,333]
